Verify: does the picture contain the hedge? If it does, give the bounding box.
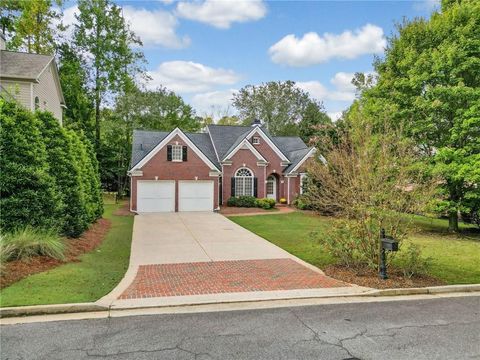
[0,99,103,237]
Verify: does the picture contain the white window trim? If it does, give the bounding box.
[131,128,220,172]
[300,173,307,195]
[171,144,183,162]
[235,167,254,197]
[252,136,260,145]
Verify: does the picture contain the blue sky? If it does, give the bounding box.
[64,0,439,119]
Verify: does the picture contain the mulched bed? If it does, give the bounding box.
[219,206,285,215]
[324,264,445,289]
[0,218,112,289]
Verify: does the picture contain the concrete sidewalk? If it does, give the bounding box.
[97,212,369,308]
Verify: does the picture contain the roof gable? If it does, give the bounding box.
[224,126,290,162]
[130,128,220,172]
[224,139,267,162]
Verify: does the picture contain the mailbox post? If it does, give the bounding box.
[379,228,399,279]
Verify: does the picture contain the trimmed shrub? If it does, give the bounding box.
[227,196,257,208]
[36,112,89,237]
[1,227,66,261]
[255,198,276,209]
[67,130,103,223]
[0,99,62,232]
[398,243,432,279]
[292,197,311,210]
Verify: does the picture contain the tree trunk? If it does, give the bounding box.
[448,211,459,232]
[95,71,101,152]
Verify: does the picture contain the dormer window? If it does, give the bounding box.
[252,136,260,145]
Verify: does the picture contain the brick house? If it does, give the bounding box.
[128,121,316,212]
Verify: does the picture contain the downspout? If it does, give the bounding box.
[287,177,290,204]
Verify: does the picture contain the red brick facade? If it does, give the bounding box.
[130,128,308,212]
[131,134,220,212]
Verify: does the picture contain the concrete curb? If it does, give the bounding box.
[1,284,478,319]
[0,303,108,318]
[361,284,480,297]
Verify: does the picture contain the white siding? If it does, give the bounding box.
[0,80,32,110]
[33,63,63,123]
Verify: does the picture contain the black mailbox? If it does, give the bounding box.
[379,229,399,279]
[381,236,398,252]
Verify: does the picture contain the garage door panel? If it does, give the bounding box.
[137,181,175,212]
[179,181,214,212]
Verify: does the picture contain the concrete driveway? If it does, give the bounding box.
[99,212,367,308]
[129,212,294,265]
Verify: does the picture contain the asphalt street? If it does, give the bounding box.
[1,296,479,360]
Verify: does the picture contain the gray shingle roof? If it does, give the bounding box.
[184,132,220,169]
[131,125,313,174]
[0,50,53,80]
[207,125,252,160]
[283,147,312,173]
[131,130,169,167]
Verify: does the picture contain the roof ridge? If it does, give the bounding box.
[0,49,53,58]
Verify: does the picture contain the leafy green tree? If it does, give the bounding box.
[233,81,311,136]
[358,0,480,231]
[0,99,62,232]
[98,87,201,193]
[36,112,89,237]
[298,101,332,144]
[57,43,95,142]
[217,115,241,126]
[74,0,145,149]
[5,0,62,54]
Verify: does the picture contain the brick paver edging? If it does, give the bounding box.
[119,258,348,300]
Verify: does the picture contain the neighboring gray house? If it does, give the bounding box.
[0,32,65,123]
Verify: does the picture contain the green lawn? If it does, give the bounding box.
[230,212,480,285]
[0,203,134,307]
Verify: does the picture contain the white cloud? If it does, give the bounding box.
[146,61,240,93]
[269,24,386,67]
[327,112,343,121]
[296,80,355,102]
[123,6,190,48]
[330,72,357,92]
[59,5,189,49]
[191,89,238,116]
[176,0,267,29]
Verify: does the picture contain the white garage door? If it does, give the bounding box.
[137,181,175,212]
[178,181,214,212]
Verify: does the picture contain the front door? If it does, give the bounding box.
[266,175,276,201]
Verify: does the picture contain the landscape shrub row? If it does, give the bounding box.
[0,99,103,238]
[227,196,276,209]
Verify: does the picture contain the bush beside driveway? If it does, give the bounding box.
[230,212,480,286]
[0,203,134,307]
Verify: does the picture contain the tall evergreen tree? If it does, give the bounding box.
[74,0,145,149]
[0,100,62,232]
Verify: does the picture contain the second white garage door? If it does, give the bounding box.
[178,181,214,212]
[137,180,175,212]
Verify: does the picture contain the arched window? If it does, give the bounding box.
[235,167,253,196]
[34,96,39,110]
